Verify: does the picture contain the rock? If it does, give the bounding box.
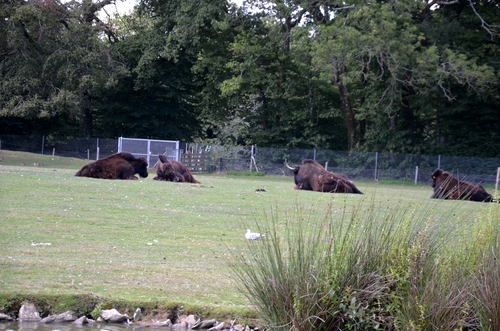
[58,310,79,322]
[101,308,130,323]
[171,321,188,328]
[232,324,245,331]
[40,315,57,323]
[193,318,216,329]
[0,313,14,321]
[40,310,78,323]
[152,319,172,327]
[18,302,41,322]
[185,314,199,326]
[133,307,142,321]
[175,314,199,328]
[73,316,89,325]
[207,321,226,331]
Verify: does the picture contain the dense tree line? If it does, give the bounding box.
[1,0,499,156]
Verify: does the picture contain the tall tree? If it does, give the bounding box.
[220,1,347,149]
[310,0,498,153]
[0,0,123,137]
[92,0,240,141]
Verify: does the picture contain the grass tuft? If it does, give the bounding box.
[228,193,500,330]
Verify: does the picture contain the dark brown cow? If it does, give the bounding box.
[431,169,493,202]
[153,154,200,183]
[75,152,148,180]
[154,154,179,182]
[286,159,362,194]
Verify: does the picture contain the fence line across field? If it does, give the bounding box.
[1,135,499,187]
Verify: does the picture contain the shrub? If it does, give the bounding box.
[229,194,499,330]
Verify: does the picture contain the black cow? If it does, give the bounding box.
[75,152,148,180]
[285,159,362,194]
[431,169,492,202]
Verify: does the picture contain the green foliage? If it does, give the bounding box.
[90,303,104,320]
[1,0,500,156]
[0,0,127,137]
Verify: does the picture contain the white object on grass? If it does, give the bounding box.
[245,229,266,240]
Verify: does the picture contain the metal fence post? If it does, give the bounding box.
[438,155,441,169]
[42,135,45,154]
[314,149,317,161]
[374,152,378,181]
[415,166,419,185]
[496,167,500,192]
[147,140,151,167]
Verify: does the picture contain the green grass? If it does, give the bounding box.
[0,150,496,325]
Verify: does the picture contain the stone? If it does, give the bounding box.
[47,310,78,323]
[61,310,78,322]
[0,313,14,321]
[185,314,199,326]
[18,302,41,322]
[193,318,216,329]
[40,315,57,323]
[133,307,142,321]
[101,308,130,323]
[152,319,172,327]
[232,324,245,331]
[207,321,226,331]
[73,316,89,325]
[171,321,188,328]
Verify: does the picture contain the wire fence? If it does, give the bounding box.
[1,135,500,184]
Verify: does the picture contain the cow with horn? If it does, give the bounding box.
[285,159,363,194]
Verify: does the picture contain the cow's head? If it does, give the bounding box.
[285,160,316,189]
[431,168,444,188]
[285,160,300,175]
[135,157,149,178]
[162,161,180,182]
[156,154,181,181]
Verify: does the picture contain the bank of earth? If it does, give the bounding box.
[0,293,260,328]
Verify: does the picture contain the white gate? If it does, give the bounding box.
[117,137,180,167]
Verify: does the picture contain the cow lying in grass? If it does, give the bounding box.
[431,169,493,202]
[153,154,200,183]
[286,159,362,194]
[75,152,148,180]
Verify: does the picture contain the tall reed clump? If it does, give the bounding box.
[469,201,500,330]
[228,194,499,331]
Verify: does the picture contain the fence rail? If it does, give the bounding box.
[182,153,210,172]
[1,135,499,184]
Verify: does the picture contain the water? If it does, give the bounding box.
[0,322,180,331]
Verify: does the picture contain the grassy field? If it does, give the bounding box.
[0,150,496,323]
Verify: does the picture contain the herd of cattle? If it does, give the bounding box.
[75,153,495,203]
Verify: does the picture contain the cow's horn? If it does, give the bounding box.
[284,159,295,170]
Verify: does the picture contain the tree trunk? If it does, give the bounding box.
[332,56,356,150]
